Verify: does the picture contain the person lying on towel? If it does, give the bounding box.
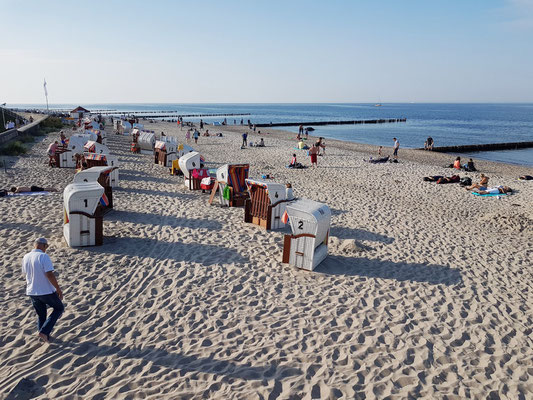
[423,175,444,182]
[474,185,512,195]
[10,186,58,193]
[436,175,460,184]
[366,156,390,164]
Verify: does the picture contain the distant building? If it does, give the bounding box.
[70,106,90,119]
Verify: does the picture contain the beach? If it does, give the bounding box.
[1,121,532,399]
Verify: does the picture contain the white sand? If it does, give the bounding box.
[0,121,532,399]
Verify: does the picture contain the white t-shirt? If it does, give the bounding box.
[486,186,502,194]
[394,140,400,149]
[21,249,55,296]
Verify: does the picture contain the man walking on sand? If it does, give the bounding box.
[393,137,400,160]
[22,238,64,343]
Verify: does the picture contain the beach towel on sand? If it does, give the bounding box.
[9,192,55,197]
[472,192,511,197]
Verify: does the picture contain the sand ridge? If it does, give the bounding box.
[0,121,532,399]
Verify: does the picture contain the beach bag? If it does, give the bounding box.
[459,177,472,186]
[0,189,7,197]
[223,185,231,200]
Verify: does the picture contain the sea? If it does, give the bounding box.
[12,103,533,166]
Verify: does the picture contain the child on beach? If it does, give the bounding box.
[185,129,191,143]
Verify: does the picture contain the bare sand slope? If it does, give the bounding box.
[0,122,531,399]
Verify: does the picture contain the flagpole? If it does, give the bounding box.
[44,78,49,113]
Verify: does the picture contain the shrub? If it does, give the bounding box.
[41,117,63,129]
[0,141,27,156]
[18,135,35,143]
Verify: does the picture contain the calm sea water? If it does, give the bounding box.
[13,103,533,166]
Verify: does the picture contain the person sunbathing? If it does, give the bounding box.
[366,156,390,164]
[466,174,489,190]
[474,185,512,195]
[10,186,58,193]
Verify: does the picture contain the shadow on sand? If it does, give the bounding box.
[106,210,222,230]
[317,255,462,286]
[330,226,394,244]
[119,170,174,184]
[114,186,204,200]
[87,236,249,265]
[50,339,302,383]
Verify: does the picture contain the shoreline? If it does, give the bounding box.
[219,124,533,176]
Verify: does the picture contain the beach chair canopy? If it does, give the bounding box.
[286,199,331,242]
[85,153,107,161]
[154,140,166,150]
[217,164,249,193]
[84,141,96,152]
[73,166,115,187]
[63,182,104,215]
[245,178,286,205]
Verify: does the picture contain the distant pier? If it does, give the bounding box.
[255,118,407,128]
[96,111,251,118]
[428,141,533,153]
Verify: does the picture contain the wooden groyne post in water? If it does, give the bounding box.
[255,118,407,128]
[427,141,533,153]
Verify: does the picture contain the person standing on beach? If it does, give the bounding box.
[299,125,304,136]
[193,129,199,144]
[47,141,59,167]
[200,120,204,130]
[185,129,191,144]
[393,138,400,160]
[309,143,319,167]
[242,132,248,147]
[22,238,64,343]
[425,136,434,151]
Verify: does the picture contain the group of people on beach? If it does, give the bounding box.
[291,135,327,167]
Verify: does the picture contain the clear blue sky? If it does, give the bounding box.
[1,0,532,103]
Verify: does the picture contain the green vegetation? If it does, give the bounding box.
[0,116,62,156]
[41,117,64,129]
[0,141,27,156]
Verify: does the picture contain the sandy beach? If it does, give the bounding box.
[1,121,532,399]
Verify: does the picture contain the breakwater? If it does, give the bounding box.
[255,118,406,128]
[428,141,533,153]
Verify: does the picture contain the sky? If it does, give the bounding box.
[1,0,533,104]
